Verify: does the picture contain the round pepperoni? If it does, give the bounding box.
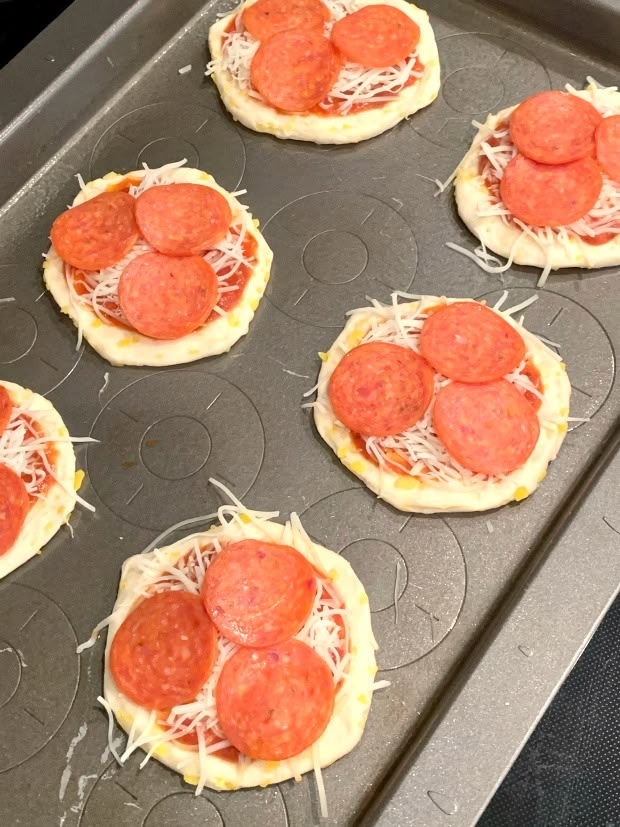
[110,591,217,709]
[0,386,13,433]
[596,114,620,184]
[135,184,232,256]
[0,464,29,556]
[250,30,341,113]
[50,191,139,271]
[419,302,525,383]
[216,639,335,760]
[329,342,435,437]
[331,5,420,68]
[118,252,218,340]
[242,0,330,41]
[509,91,602,164]
[202,540,317,647]
[433,379,540,477]
[500,153,602,227]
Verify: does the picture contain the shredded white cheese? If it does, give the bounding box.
[206,0,423,114]
[59,160,257,333]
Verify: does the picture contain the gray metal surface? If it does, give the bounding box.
[0,0,618,825]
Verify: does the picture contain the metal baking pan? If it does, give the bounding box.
[0,0,618,825]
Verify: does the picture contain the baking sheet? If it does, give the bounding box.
[0,0,618,825]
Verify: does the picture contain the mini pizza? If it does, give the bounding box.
[44,161,273,367]
[82,490,378,801]
[312,295,571,513]
[0,380,92,579]
[207,0,440,144]
[452,80,620,284]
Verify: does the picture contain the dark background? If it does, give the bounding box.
[1,1,619,824]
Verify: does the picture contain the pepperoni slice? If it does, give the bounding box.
[419,302,525,383]
[216,639,335,760]
[0,386,13,433]
[118,252,218,340]
[500,153,602,228]
[433,379,540,477]
[509,91,602,164]
[242,0,330,41]
[250,30,341,113]
[135,184,232,256]
[0,464,30,556]
[329,342,435,437]
[596,114,620,184]
[50,191,139,271]
[110,591,217,709]
[331,5,420,68]
[202,540,317,647]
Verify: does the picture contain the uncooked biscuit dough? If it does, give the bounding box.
[102,505,378,791]
[314,297,571,513]
[0,380,77,580]
[208,0,441,144]
[455,85,620,272]
[44,167,273,367]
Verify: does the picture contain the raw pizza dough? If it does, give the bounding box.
[44,166,273,367]
[102,507,378,790]
[455,84,620,272]
[314,297,571,513]
[0,380,77,580]
[208,0,441,144]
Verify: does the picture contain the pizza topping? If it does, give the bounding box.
[250,30,341,113]
[320,53,423,114]
[419,301,525,383]
[0,385,13,433]
[596,114,620,184]
[202,539,317,647]
[110,590,218,709]
[118,252,218,340]
[242,0,330,40]
[216,639,335,760]
[432,379,541,476]
[331,4,420,68]
[0,463,29,556]
[510,90,602,164]
[135,184,232,256]
[500,153,602,228]
[51,191,139,271]
[329,341,435,437]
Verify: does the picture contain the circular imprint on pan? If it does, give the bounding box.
[477,288,615,428]
[0,585,79,773]
[301,489,466,670]
[87,371,265,531]
[263,192,417,328]
[79,760,288,826]
[90,102,246,191]
[0,297,83,396]
[411,33,551,150]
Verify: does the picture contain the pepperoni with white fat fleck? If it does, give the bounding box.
[596,114,620,184]
[0,386,13,433]
[202,539,317,647]
[433,379,540,476]
[50,191,139,271]
[250,30,341,113]
[419,302,525,383]
[0,464,29,556]
[331,4,420,68]
[135,184,232,256]
[242,0,330,41]
[509,91,602,165]
[118,252,218,340]
[500,153,602,228]
[216,639,335,760]
[110,591,218,709]
[329,341,435,437]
